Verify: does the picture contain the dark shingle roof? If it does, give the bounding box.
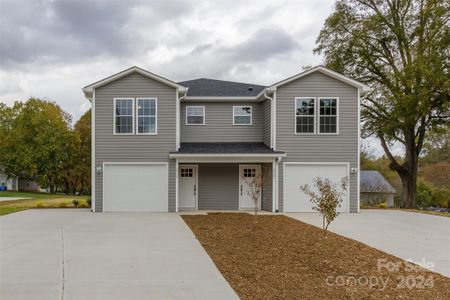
[173,143,284,154]
[178,78,266,97]
[360,171,396,194]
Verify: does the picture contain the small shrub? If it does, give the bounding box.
[86,197,91,207]
[377,202,388,209]
[72,199,79,207]
[36,203,45,208]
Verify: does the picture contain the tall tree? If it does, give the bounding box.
[315,0,450,208]
[0,98,78,193]
[73,109,91,194]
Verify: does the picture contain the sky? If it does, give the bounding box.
[0,0,394,156]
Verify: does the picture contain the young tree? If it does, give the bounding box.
[314,0,450,208]
[244,166,265,216]
[300,177,348,236]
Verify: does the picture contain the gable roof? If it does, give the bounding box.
[268,66,372,95]
[82,66,188,100]
[360,171,396,194]
[178,78,266,97]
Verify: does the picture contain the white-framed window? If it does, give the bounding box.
[186,106,205,125]
[114,98,134,134]
[318,97,338,134]
[295,97,315,134]
[136,98,157,134]
[233,106,252,125]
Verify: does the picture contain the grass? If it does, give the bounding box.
[0,191,89,216]
[400,208,450,218]
[182,213,450,300]
[361,206,450,218]
[0,191,68,199]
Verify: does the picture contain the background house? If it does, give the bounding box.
[360,170,396,207]
[0,168,43,192]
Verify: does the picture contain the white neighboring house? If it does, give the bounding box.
[0,168,44,192]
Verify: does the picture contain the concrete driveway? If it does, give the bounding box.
[0,210,238,300]
[287,209,450,278]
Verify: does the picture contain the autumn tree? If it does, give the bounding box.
[315,0,450,208]
[0,98,79,193]
[73,110,91,194]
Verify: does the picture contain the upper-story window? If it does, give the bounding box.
[295,97,315,134]
[136,98,157,134]
[114,98,134,134]
[186,106,205,125]
[233,106,252,125]
[319,98,338,134]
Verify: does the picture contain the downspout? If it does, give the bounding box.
[263,90,274,149]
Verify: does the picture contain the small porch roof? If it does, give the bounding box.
[169,143,285,160]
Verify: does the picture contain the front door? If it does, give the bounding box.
[239,164,262,210]
[179,165,198,210]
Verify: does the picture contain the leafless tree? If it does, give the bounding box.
[244,165,265,217]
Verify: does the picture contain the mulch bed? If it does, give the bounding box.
[182,213,450,300]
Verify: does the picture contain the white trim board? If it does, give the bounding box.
[269,66,371,95]
[83,66,187,100]
[91,88,96,212]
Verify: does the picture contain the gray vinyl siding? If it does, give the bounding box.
[94,72,177,212]
[197,164,239,210]
[262,99,271,147]
[276,71,359,212]
[261,163,272,212]
[180,102,263,143]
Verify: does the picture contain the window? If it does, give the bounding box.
[295,97,315,134]
[233,106,252,125]
[136,98,157,134]
[114,98,134,134]
[186,106,205,125]
[319,98,338,134]
[180,168,193,177]
[243,168,256,178]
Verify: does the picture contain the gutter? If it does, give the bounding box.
[169,153,286,159]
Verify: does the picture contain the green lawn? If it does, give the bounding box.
[0,191,69,199]
[0,191,89,216]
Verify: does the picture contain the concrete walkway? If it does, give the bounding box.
[0,210,238,300]
[287,209,450,278]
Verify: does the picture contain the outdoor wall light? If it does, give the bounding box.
[96,166,102,175]
[351,167,358,174]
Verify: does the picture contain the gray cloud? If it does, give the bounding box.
[1,0,335,123]
[0,0,192,69]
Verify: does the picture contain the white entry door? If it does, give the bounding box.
[179,165,198,210]
[239,165,261,210]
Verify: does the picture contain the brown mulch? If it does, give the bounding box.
[182,213,450,300]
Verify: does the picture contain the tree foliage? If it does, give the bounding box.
[315,0,450,208]
[0,98,90,194]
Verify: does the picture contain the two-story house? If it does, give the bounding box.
[82,66,370,213]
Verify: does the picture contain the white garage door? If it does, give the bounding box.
[284,163,349,212]
[103,163,168,212]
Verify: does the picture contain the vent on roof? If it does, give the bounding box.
[248,87,253,91]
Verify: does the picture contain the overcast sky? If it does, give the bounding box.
[0,0,394,156]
